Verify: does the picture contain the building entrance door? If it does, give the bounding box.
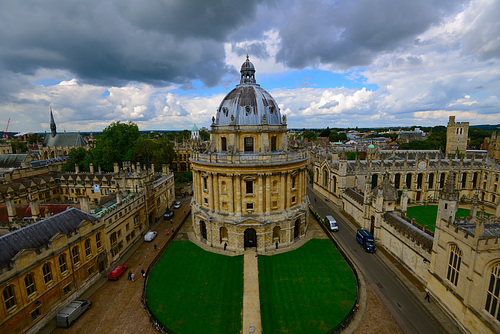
[244,228,257,248]
[294,220,300,239]
[200,221,207,240]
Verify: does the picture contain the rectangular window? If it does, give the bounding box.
[446,245,461,286]
[244,137,254,152]
[72,247,80,264]
[221,137,227,151]
[85,239,91,257]
[96,232,102,249]
[246,181,253,194]
[292,176,296,189]
[271,136,277,151]
[63,284,72,295]
[272,200,278,209]
[204,178,208,190]
[246,202,254,211]
[292,196,296,204]
[31,308,41,321]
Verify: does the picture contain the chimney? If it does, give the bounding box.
[75,164,80,173]
[5,196,17,223]
[151,163,155,173]
[162,164,167,175]
[136,162,141,172]
[29,198,41,221]
[79,196,90,213]
[98,165,102,173]
[89,163,94,174]
[114,163,119,174]
[44,207,51,218]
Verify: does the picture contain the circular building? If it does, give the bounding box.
[190,56,309,252]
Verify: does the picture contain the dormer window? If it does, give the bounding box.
[245,106,252,116]
[269,106,274,114]
[222,107,228,117]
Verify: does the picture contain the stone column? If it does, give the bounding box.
[227,174,234,214]
[257,174,264,213]
[213,174,220,212]
[209,173,214,210]
[6,196,17,222]
[89,163,94,174]
[280,172,286,209]
[265,174,271,213]
[29,198,41,221]
[80,196,91,213]
[235,175,242,215]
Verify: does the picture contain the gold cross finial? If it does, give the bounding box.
[246,54,249,60]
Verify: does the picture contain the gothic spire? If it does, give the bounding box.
[50,107,57,138]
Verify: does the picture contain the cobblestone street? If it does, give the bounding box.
[39,198,192,334]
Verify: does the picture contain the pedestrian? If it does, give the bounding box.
[131,273,135,282]
[425,289,430,302]
[170,218,173,224]
[128,271,132,280]
[314,198,317,202]
[141,269,145,278]
[275,241,279,249]
[224,242,227,251]
[166,228,169,235]
[154,244,157,250]
[172,226,174,233]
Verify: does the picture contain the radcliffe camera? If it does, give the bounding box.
[1,1,500,334]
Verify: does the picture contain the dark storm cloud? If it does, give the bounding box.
[0,0,265,87]
[231,42,270,59]
[275,0,463,69]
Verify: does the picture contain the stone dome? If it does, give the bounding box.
[215,56,282,126]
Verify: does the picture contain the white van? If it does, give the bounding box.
[56,300,91,327]
[326,216,338,232]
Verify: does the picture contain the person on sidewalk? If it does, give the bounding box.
[224,242,227,250]
[275,241,279,249]
[154,244,157,250]
[141,269,145,278]
[131,273,135,282]
[128,271,132,280]
[425,289,430,302]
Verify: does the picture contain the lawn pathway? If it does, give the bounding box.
[243,251,262,334]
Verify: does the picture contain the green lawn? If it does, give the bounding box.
[258,239,357,334]
[406,205,491,232]
[146,241,244,334]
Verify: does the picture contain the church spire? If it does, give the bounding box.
[50,107,57,138]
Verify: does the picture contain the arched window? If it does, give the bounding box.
[3,286,16,310]
[372,174,378,190]
[473,172,478,188]
[315,168,319,183]
[406,174,412,189]
[220,227,228,244]
[333,176,337,193]
[461,173,467,188]
[25,274,36,296]
[42,263,52,284]
[221,181,227,194]
[394,173,401,189]
[273,226,281,242]
[221,137,227,151]
[270,136,277,151]
[440,173,446,189]
[323,170,328,188]
[85,238,91,257]
[485,263,500,321]
[447,244,462,286]
[291,176,296,189]
[72,246,80,264]
[96,232,102,249]
[417,173,423,189]
[428,173,434,189]
[59,254,67,274]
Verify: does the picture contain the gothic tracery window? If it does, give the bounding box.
[485,263,500,322]
[447,244,462,286]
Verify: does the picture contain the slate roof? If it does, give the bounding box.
[457,223,500,238]
[43,133,87,147]
[0,207,98,268]
[0,204,78,222]
[0,154,28,168]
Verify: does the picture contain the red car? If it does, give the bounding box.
[108,265,128,280]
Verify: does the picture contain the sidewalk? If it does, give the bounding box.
[41,197,191,334]
[308,186,462,333]
[242,252,262,334]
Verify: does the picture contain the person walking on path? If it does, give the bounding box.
[170,218,172,224]
[128,271,132,280]
[425,289,430,302]
[154,244,157,250]
[275,241,279,249]
[141,269,145,278]
[224,242,227,250]
[166,229,169,235]
[131,273,135,282]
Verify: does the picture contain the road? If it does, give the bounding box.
[307,187,452,334]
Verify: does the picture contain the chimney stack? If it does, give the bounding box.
[6,196,17,223]
[79,196,90,213]
[29,197,41,221]
[89,163,94,174]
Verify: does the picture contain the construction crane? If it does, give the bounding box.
[3,118,10,138]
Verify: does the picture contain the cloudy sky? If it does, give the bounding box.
[0,0,499,133]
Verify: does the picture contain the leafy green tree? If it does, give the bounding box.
[329,131,348,142]
[132,137,176,169]
[179,130,191,142]
[176,171,193,183]
[302,131,318,141]
[200,130,210,141]
[91,121,140,171]
[11,141,27,153]
[319,127,331,138]
[62,147,92,172]
[468,127,490,149]
[28,134,42,144]
[399,140,440,150]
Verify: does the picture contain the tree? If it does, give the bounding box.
[468,127,490,149]
[132,137,176,169]
[62,147,92,172]
[302,131,318,141]
[199,130,210,141]
[319,127,331,138]
[28,134,42,144]
[329,131,348,142]
[11,142,27,153]
[91,121,140,171]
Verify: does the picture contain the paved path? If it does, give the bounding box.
[242,252,262,334]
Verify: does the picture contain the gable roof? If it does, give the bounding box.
[0,154,28,168]
[43,133,87,147]
[0,207,98,268]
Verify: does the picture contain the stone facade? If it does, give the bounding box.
[190,57,309,252]
[446,115,469,157]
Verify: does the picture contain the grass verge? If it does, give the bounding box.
[258,239,357,334]
[407,205,492,232]
[146,241,244,334]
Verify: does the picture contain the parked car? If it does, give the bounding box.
[164,209,174,219]
[325,215,338,232]
[144,231,158,242]
[173,201,182,209]
[56,300,92,328]
[356,229,376,252]
[108,265,128,280]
